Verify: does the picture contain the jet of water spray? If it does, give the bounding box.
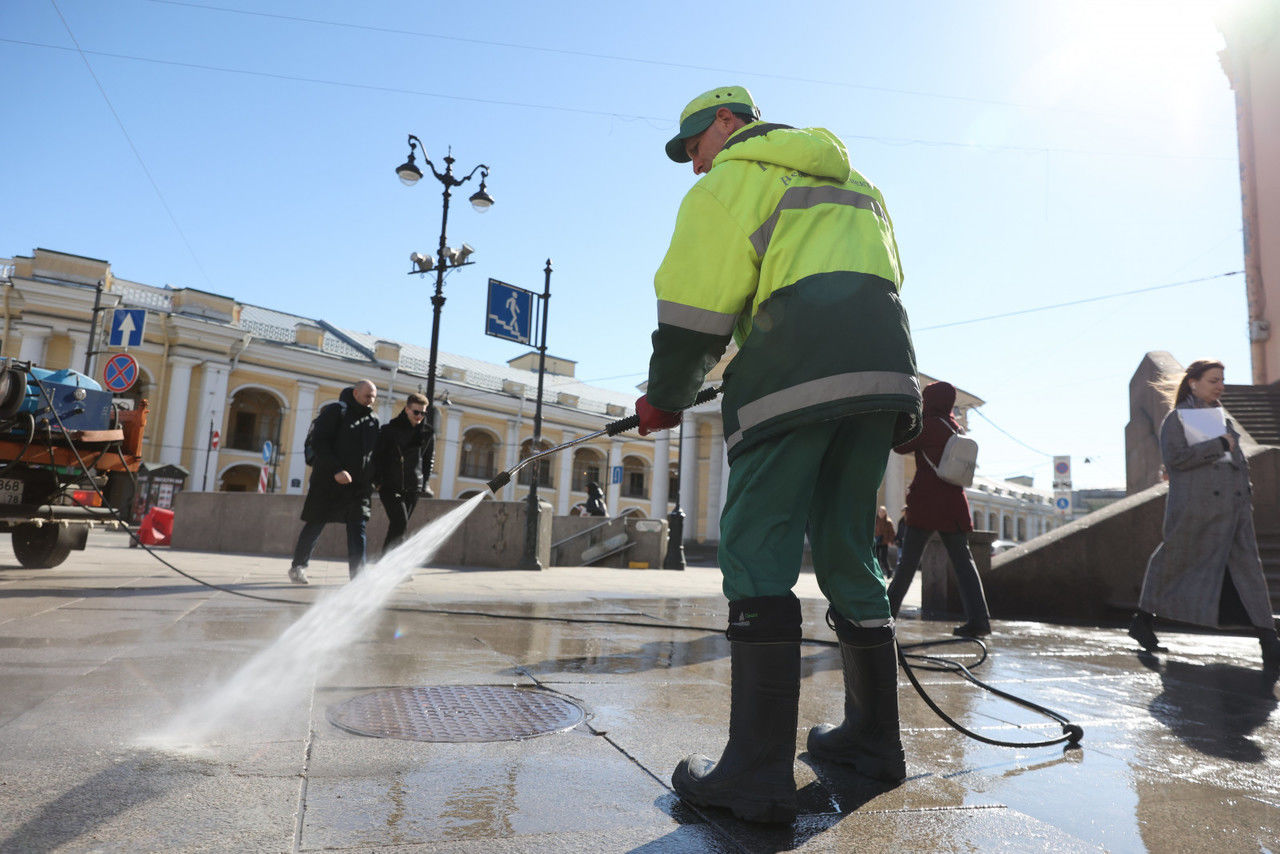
[142,493,488,752]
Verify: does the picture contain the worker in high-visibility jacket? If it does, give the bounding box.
[634,86,923,823]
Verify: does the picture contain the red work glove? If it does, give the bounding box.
[635,395,682,436]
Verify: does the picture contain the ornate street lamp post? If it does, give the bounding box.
[520,260,553,571]
[396,134,493,485]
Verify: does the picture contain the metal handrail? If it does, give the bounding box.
[551,506,643,551]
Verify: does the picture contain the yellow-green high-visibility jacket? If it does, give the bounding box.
[647,122,922,461]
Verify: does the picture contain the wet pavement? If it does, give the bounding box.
[1,531,1278,852]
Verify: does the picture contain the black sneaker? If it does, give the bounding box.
[952,621,991,638]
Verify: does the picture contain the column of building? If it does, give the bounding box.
[159,356,199,467]
[649,431,669,519]
[66,330,89,375]
[556,431,575,514]
[285,381,317,494]
[502,419,520,501]
[438,404,461,499]
[192,361,231,491]
[17,324,51,364]
[705,421,726,541]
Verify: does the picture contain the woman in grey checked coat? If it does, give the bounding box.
[1129,359,1280,669]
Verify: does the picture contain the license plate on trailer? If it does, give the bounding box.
[0,478,22,505]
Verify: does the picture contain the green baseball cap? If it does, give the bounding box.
[665,85,760,163]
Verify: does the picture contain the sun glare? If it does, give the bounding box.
[1023,0,1230,127]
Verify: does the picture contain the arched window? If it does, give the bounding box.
[621,455,648,499]
[458,429,498,480]
[973,510,983,530]
[517,438,553,487]
[571,448,606,492]
[227,388,283,453]
[220,463,263,492]
[1002,515,1013,540]
[669,462,679,502]
[1017,517,1027,541]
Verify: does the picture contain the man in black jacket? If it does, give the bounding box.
[288,380,379,583]
[374,391,433,554]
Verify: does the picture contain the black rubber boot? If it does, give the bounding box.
[952,621,990,638]
[1258,628,1280,670]
[1128,610,1167,652]
[806,609,906,784]
[671,595,801,824]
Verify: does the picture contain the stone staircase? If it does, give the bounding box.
[1256,527,1280,611]
[1223,382,1280,601]
[1222,382,1280,446]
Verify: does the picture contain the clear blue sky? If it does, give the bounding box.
[1,0,1248,490]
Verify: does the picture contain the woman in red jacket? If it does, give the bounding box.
[885,381,991,637]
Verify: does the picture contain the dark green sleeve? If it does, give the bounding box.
[646,324,728,411]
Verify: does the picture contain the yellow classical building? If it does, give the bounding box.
[1,248,687,524]
[2,246,1059,548]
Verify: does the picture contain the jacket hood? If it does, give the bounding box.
[714,124,852,183]
[922,382,956,416]
[339,386,370,415]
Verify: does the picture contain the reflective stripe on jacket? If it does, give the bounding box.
[648,122,921,460]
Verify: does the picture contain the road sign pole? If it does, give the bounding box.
[202,419,213,491]
[83,279,104,376]
[521,260,552,572]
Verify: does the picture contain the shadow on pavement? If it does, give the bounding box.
[0,754,187,854]
[1140,653,1279,762]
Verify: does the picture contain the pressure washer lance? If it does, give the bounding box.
[486,385,722,494]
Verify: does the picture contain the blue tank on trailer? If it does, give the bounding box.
[18,367,114,432]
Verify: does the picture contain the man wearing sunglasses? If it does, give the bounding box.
[373,392,434,554]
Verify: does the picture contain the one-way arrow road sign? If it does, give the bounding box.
[109,309,146,348]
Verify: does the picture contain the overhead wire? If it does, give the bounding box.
[141,0,1222,133]
[0,36,1234,162]
[914,270,1243,332]
[0,37,669,126]
[45,0,216,291]
[968,408,1055,458]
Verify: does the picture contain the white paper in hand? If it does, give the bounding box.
[1178,408,1231,461]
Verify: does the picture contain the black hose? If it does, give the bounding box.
[31,376,1084,750]
[898,637,1083,748]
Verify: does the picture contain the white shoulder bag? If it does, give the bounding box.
[923,417,978,488]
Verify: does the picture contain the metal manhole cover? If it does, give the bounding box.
[327,685,587,742]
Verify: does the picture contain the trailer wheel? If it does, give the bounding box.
[12,524,77,569]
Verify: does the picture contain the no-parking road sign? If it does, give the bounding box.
[102,353,139,393]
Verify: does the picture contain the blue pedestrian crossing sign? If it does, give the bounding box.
[108,308,146,347]
[485,279,534,345]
